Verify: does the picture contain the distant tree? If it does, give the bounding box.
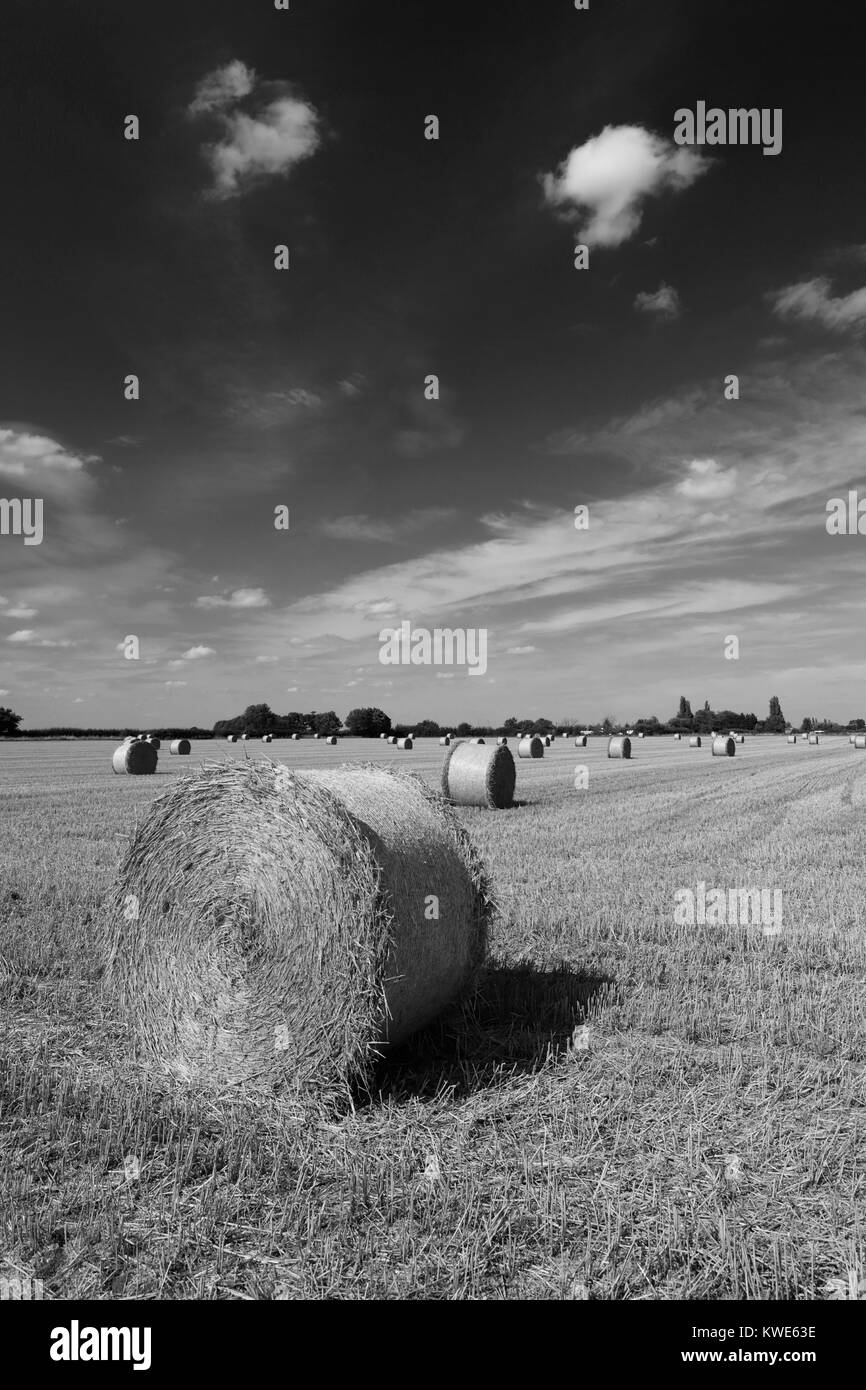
[530,717,555,735]
[413,718,442,737]
[694,701,714,734]
[313,710,341,737]
[345,707,391,738]
[456,721,472,737]
[601,716,614,736]
[800,716,812,734]
[503,716,520,735]
[0,706,22,737]
[678,696,692,719]
[849,718,865,730]
[765,695,786,734]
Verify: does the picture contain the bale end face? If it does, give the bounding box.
[112,741,158,775]
[170,739,191,756]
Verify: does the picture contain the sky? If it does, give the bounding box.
[2,0,866,729]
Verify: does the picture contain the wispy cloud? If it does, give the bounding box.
[321,508,454,543]
[768,276,866,334]
[634,282,681,319]
[195,588,270,610]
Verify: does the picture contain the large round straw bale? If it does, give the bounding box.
[607,735,631,759]
[712,735,736,757]
[241,734,249,741]
[470,737,485,745]
[325,735,338,746]
[689,735,702,748]
[397,737,413,750]
[227,734,238,743]
[855,735,866,749]
[808,733,819,745]
[147,736,161,750]
[101,761,491,1094]
[439,736,451,746]
[517,735,544,759]
[388,735,398,745]
[788,734,798,743]
[574,735,587,747]
[112,741,158,775]
[442,740,515,809]
[170,739,191,756]
[380,732,387,739]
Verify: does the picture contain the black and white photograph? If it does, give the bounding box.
[1,0,864,1340]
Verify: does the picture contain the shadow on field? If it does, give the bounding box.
[370,962,615,1101]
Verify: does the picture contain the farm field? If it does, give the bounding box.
[1,735,864,1300]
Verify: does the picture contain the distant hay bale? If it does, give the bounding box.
[379,733,387,739]
[470,737,485,745]
[712,735,736,757]
[574,735,587,747]
[291,733,301,741]
[263,734,273,744]
[227,735,238,743]
[241,734,249,741]
[314,733,320,739]
[849,734,856,744]
[170,739,191,756]
[439,736,451,746]
[517,735,544,759]
[388,735,398,745]
[397,737,413,750]
[112,741,158,776]
[497,736,508,745]
[638,732,645,738]
[147,737,161,750]
[543,735,552,746]
[808,733,819,745]
[607,735,631,759]
[788,734,798,743]
[855,735,866,749]
[441,740,515,810]
[673,733,682,740]
[101,760,491,1094]
[689,736,702,748]
[325,735,338,746]
[735,734,745,743]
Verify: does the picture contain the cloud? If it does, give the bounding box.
[7,629,71,647]
[189,61,321,198]
[188,60,255,116]
[0,690,9,696]
[675,458,738,500]
[768,276,866,334]
[0,427,98,497]
[182,645,216,659]
[195,587,270,610]
[321,508,454,544]
[540,124,709,247]
[634,283,681,320]
[164,680,188,687]
[0,597,38,619]
[507,645,537,655]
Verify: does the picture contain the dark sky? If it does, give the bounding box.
[2,0,866,727]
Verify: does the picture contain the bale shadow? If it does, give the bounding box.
[367,962,617,1102]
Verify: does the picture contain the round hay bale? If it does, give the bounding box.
[147,736,161,750]
[470,737,485,745]
[442,740,515,809]
[517,735,544,759]
[497,736,508,745]
[291,733,301,741]
[241,734,249,741]
[263,734,273,744]
[313,733,320,740]
[673,733,682,740]
[112,741,158,776]
[101,761,491,1094]
[607,735,631,759]
[712,735,736,757]
[689,735,702,748]
[638,732,645,738]
[388,735,398,745]
[788,734,798,743]
[543,735,552,746]
[379,732,387,739]
[439,736,451,746]
[170,739,191,756]
[855,734,866,749]
[397,737,413,750]
[227,735,238,743]
[325,735,338,746]
[574,735,587,747]
[808,733,819,745]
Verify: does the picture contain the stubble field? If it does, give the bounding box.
[1,735,863,1299]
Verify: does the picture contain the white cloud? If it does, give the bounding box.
[182,645,216,660]
[634,283,681,320]
[188,60,255,116]
[286,686,298,692]
[165,680,188,687]
[675,458,738,500]
[0,597,38,619]
[507,645,537,655]
[540,124,709,247]
[322,509,454,544]
[768,276,866,334]
[0,689,9,696]
[0,427,97,496]
[196,587,270,610]
[189,62,321,198]
[7,629,71,647]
